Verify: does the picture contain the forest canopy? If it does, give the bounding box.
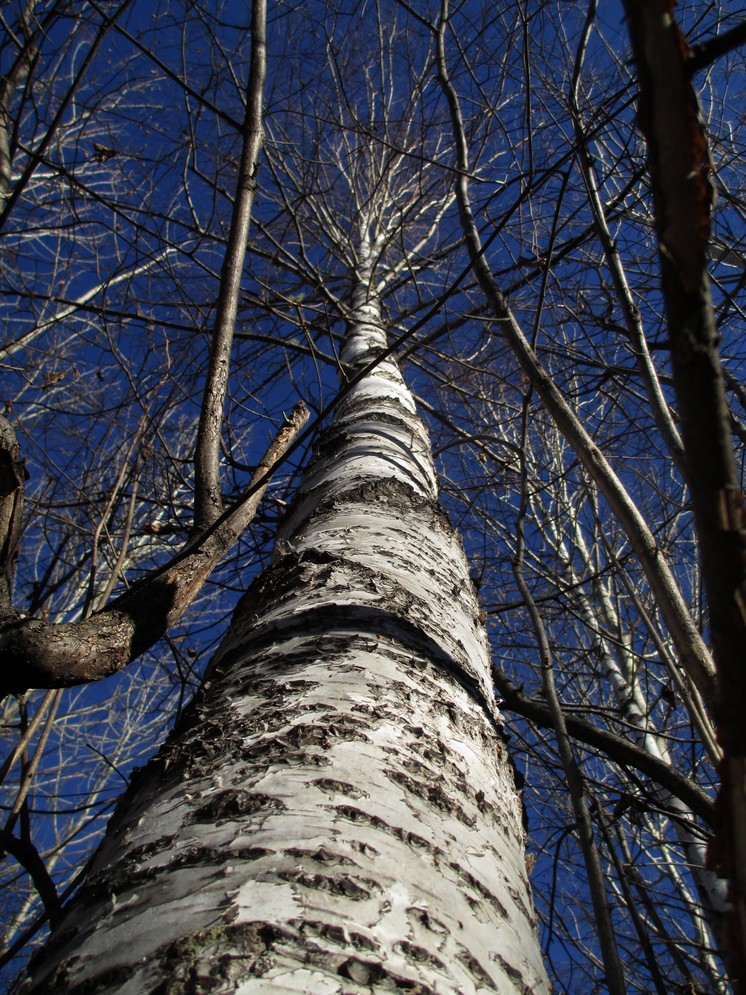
[1,0,745,991]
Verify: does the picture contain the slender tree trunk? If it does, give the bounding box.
[623,4,746,982]
[23,254,549,993]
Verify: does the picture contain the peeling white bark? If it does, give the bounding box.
[23,275,549,994]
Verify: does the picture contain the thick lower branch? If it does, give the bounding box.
[0,402,308,695]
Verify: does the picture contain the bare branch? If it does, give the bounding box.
[688,20,746,75]
[0,400,308,695]
[624,1,746,982]
[0,830,61,928]
[193,0,267,531]
[511,386,627,995]
[435,0,717,718]
[493,670,714,827]
[0,1,131,231]
[0,417,26,611]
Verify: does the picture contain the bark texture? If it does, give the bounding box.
[0,416,26,610]
[22,272,549,993]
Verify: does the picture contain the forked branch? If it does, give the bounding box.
[0,400,308,695]
[193,0,267,531]
[435,0,717,720]
[0,0,285,697]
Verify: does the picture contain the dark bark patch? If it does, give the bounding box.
[231,846,276,861]
[394,939,448,972]
[122,834,177,865]
[455,947,495,989]
[153,710,257,781]
[448,862,509,920]
[297,919,379,952]
[150,921,282,994]
[33,959,132,995]
[275,867,378,900]
[280,716,370,750]
[407,906,450,936]
[491,951,538,995]
[239,729,334,770]
[313,776,370,799]
[167,844,274,869]
[400,753,453,782]
[334,804,441,857]
[337,956,434,991]
[283,845,355,866]
[349,838,380,857]
[387,769,476,827]
[472,788,500,822]
[318,475,426,515]
[349,701,391,722]
[192,790,285,824]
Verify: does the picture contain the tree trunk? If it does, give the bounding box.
[23,259,549,993]
[623,3,746,980]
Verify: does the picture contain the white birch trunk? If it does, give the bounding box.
[23,267,549,993]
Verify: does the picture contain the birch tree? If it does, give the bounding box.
[12,3,551,987]
[22,230,550,995]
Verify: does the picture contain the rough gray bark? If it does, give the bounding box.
[0,418,26,611]
[22,262,549,993]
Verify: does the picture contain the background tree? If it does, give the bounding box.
[1,0,745,991]
[623,1,746,979]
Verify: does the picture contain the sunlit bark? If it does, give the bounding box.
[3,1,744,988]
[24,244,549,993]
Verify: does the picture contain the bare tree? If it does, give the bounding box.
[623,2,746,983]
[1,0,745,990]
[22,204,550,995]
